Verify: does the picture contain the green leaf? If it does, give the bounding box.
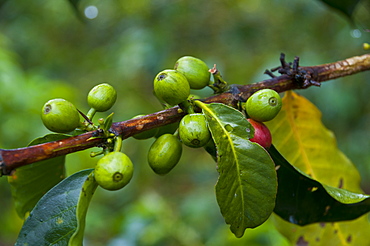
[196,101,277,238]
[269,145,370,225]
[15,169,96,246]
[8,134,69,218]
[68,171,98,245]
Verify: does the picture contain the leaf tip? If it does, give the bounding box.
[231,225,246,238]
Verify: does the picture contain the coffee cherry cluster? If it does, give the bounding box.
[244,89,282,149]
[39,61,282,190]
[140,56,212,175]
[153,56,210,106]
[41,83,118,134]
[145,112,211,175]
[41,83,135,191]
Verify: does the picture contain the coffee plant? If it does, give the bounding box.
[1,51,370,245]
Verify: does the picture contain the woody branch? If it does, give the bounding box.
[0,53,369,175]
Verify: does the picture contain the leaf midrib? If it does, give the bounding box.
[286,91,317,179]
[200,103,246,221]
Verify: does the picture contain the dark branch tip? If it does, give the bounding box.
[270,53,321,89]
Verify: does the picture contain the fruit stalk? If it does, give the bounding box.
[1,53,369,175]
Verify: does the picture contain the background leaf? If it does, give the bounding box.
[266,91,370,245]
[268,145,370,225]
[15,169,94,246]
[8,134,68,218]
[199,102,277,238]
[266,91,362,192]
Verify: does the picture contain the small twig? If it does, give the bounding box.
[264,69,276,78]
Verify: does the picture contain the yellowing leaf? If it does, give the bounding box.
[266,91,361,192]
[272,214,370,246]
[266,91,370,245]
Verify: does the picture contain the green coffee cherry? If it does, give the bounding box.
[147,134,182,175]
[132,115,158,140]
[153,69,190,106]
[94,151,134,191]
[179,113,211,148]
[174,56,210,89]
[246,89,282,122]
[87,83,117,112]
[41,98,80,133]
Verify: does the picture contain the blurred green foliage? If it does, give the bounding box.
[0,0,369,245]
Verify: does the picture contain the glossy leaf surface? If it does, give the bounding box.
[68,171,98,245]
[15,169,95,245]
[197,101,277,238]
[269,145,370,225]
